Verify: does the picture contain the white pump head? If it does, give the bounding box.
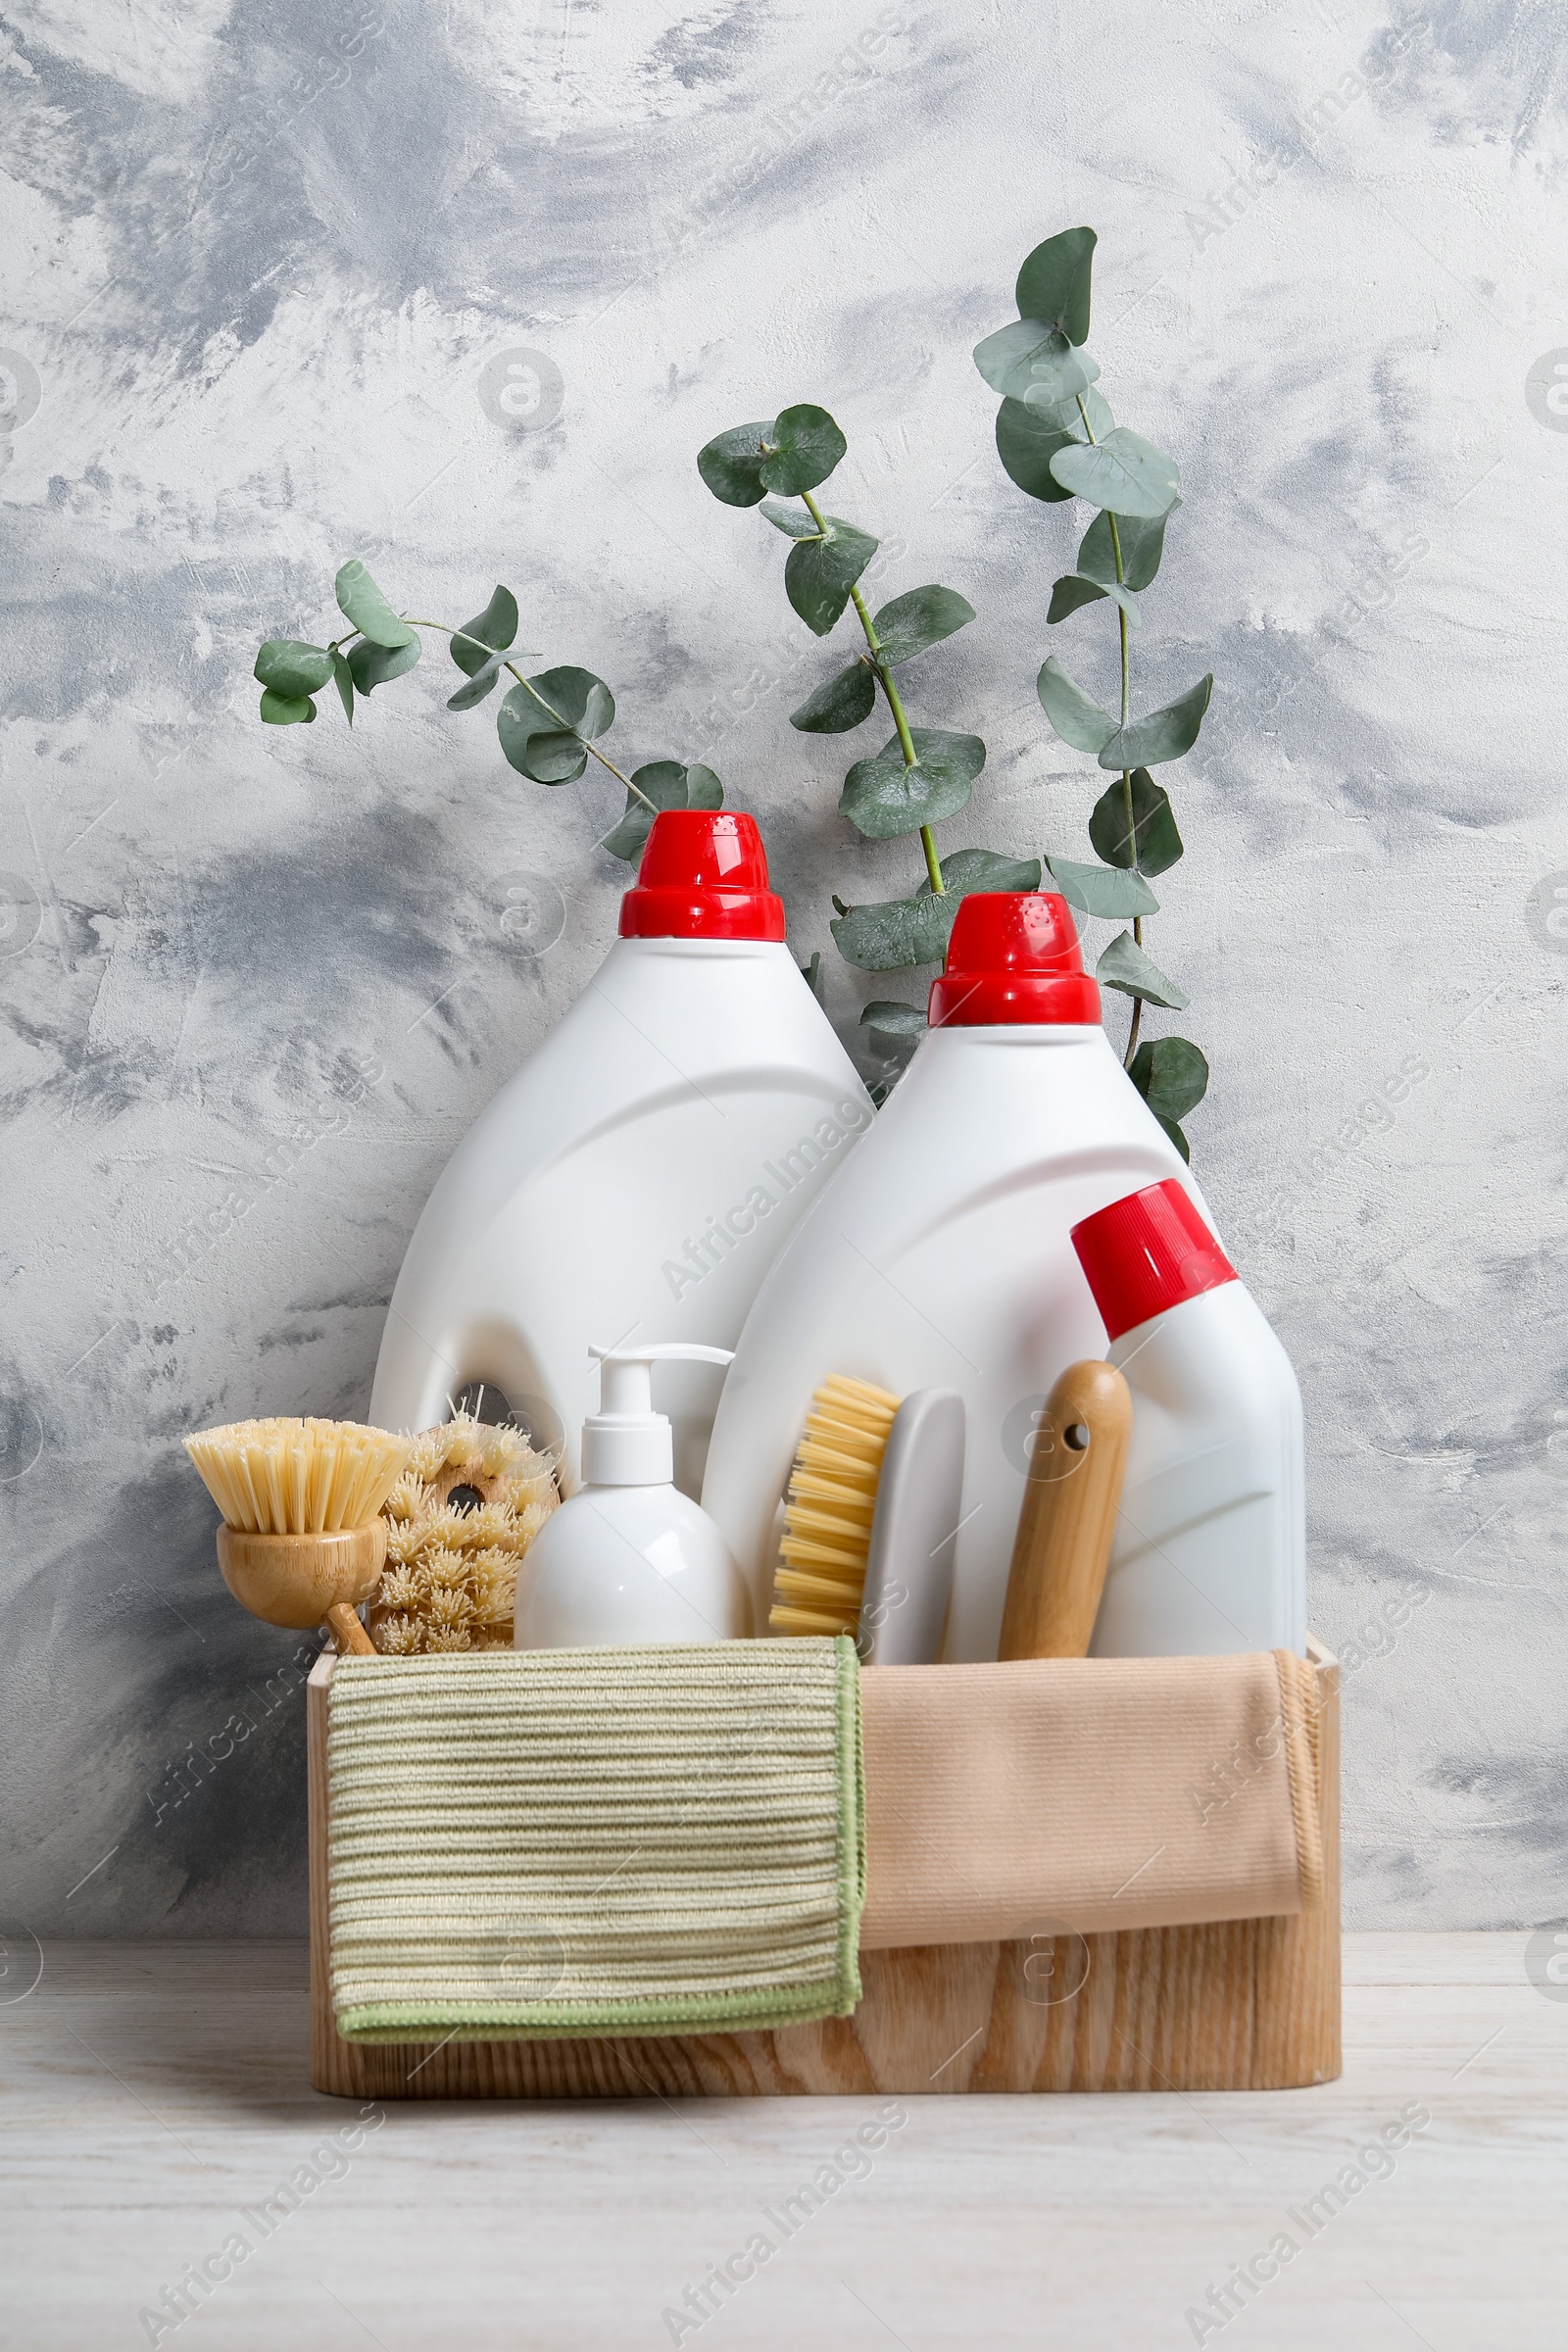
[582,1343,736,1486]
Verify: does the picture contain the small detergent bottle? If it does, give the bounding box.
[701,891,1208,1658]
[368,811,874,1497]
[1070,1179,1306,1658]
[514,1345,750,1646]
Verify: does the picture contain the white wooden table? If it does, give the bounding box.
[3,1936,1564,2348]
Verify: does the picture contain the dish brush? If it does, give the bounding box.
[185,1416,414,1655]
[769,1375,902,1636]
[369,1410,558,1654]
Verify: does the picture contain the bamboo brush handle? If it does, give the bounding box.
[997,1359,1132,1661]
[216,1521,387,1641]
[325,1601,377,1657]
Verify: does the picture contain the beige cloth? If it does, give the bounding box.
[859,1648,1323,1950]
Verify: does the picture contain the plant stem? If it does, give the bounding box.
[403,616,656,811]
[801,491,945,895]
[1077,415,1144,1069]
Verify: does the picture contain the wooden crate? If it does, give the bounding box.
[309,1641,1339,2097]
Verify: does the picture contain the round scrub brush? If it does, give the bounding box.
[185,1416,414,1656]
[769,1375,901,1636]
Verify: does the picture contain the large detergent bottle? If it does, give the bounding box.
[1071,1180,1306,1658]
[368,811,874,1497]
[701,892,1206,1657]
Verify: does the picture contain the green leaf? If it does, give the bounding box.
[601,760,723,863]
[1050,428,1181,519]
[974,320,1097,403]
[1028,384,1115,441]
[801,950,826,1007]
[1045,857,1158,918]
[497,665,615,784]
[831,893,956,971]
[258,688,316,725]
[790,661,877,734]
[334,560,415,649]
[860,1000,928,1035]
[451,586,518,673]
[1014,225,1098,345]
[870,585,975,666]
[697,419,774,507]
[1077,505,1176,592]
[995,401,1076,502]
[839,727,986,841]
[348,635,421,694]
[1128,1035,1209,1123]
[330,647,354,725]
[785,518,878,636]
[1099,674,1212,769]
[1088,768,1185,875]
[914,849,1043,904]
[759,497,821,539]
[445,649,512,710]
[254,640,332,697]
[1046,575,1142,629]
[1036,657,1116,755]
[760,403,846,496]
[1097,931,1189,1010]
[1155,1113,1192,1163]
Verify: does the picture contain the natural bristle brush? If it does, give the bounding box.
[185,1416,414,1656]
[769,1377,966,1662]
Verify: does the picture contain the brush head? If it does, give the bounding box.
[184,1416,414,1536]
[770,1374,901,1637]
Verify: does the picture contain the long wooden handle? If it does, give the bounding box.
[325,1601,377,1657]
[997,1359,1132,1660]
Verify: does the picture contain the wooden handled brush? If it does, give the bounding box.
[185,1417,414,1656]
[769,1376,902,1637]
[997,1359,1132,1660]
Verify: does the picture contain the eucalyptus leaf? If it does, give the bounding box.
[785,518,878,635]
[1027,384,1115,441]
[1049,427,1181,519]
[830,892,956,971]
[697,419,775,507]
[995,401,1076,502]
[259,689,316,725]
[870,585,975,666]
[1097,931,1190,1009]
[451,585,518,673]
[1128,1035,1209,1122]
[760,497,822,539]
[801,950,826,1007]
[254,640,332,698]
[1155,1114,1192,1163]
[334,559,416,649]
[859,1001,929,1035]
[839,727,986,840]
[974,319,1095,403]
[1046,574,1144,629]
[446,648,512,710]
[1036,657,1116,755]
[1098,673,1212,769]
[760,403,846,496]
[1014,224,1098,346]
[1088,768,1185,875]
[497,665,615,784]
[915,846,1042,900]
[790,661,877,734]
[330,647,354,725]
[1045,857,1158,918]
[348,634,421,694]
[1077,505,1176,592]
[602,760,723,863]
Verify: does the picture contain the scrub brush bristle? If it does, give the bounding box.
[770,1374,902,1637]
[184,1416,414,1535]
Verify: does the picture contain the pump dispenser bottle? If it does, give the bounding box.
[514,1346,751,1648]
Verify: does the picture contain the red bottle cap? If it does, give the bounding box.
[618,810,786,942]
[927,892,1102,1027]
[1071,1178,1238,1342]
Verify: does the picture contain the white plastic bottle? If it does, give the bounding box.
[515,1345,750,1647]
[368,812,874,1497]
[1070,1179,1306,1657]
[700,891,1207,1659]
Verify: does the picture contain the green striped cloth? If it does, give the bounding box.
[327,1641,864,2041]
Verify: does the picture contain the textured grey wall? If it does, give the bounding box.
[2,0,1563,1938]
